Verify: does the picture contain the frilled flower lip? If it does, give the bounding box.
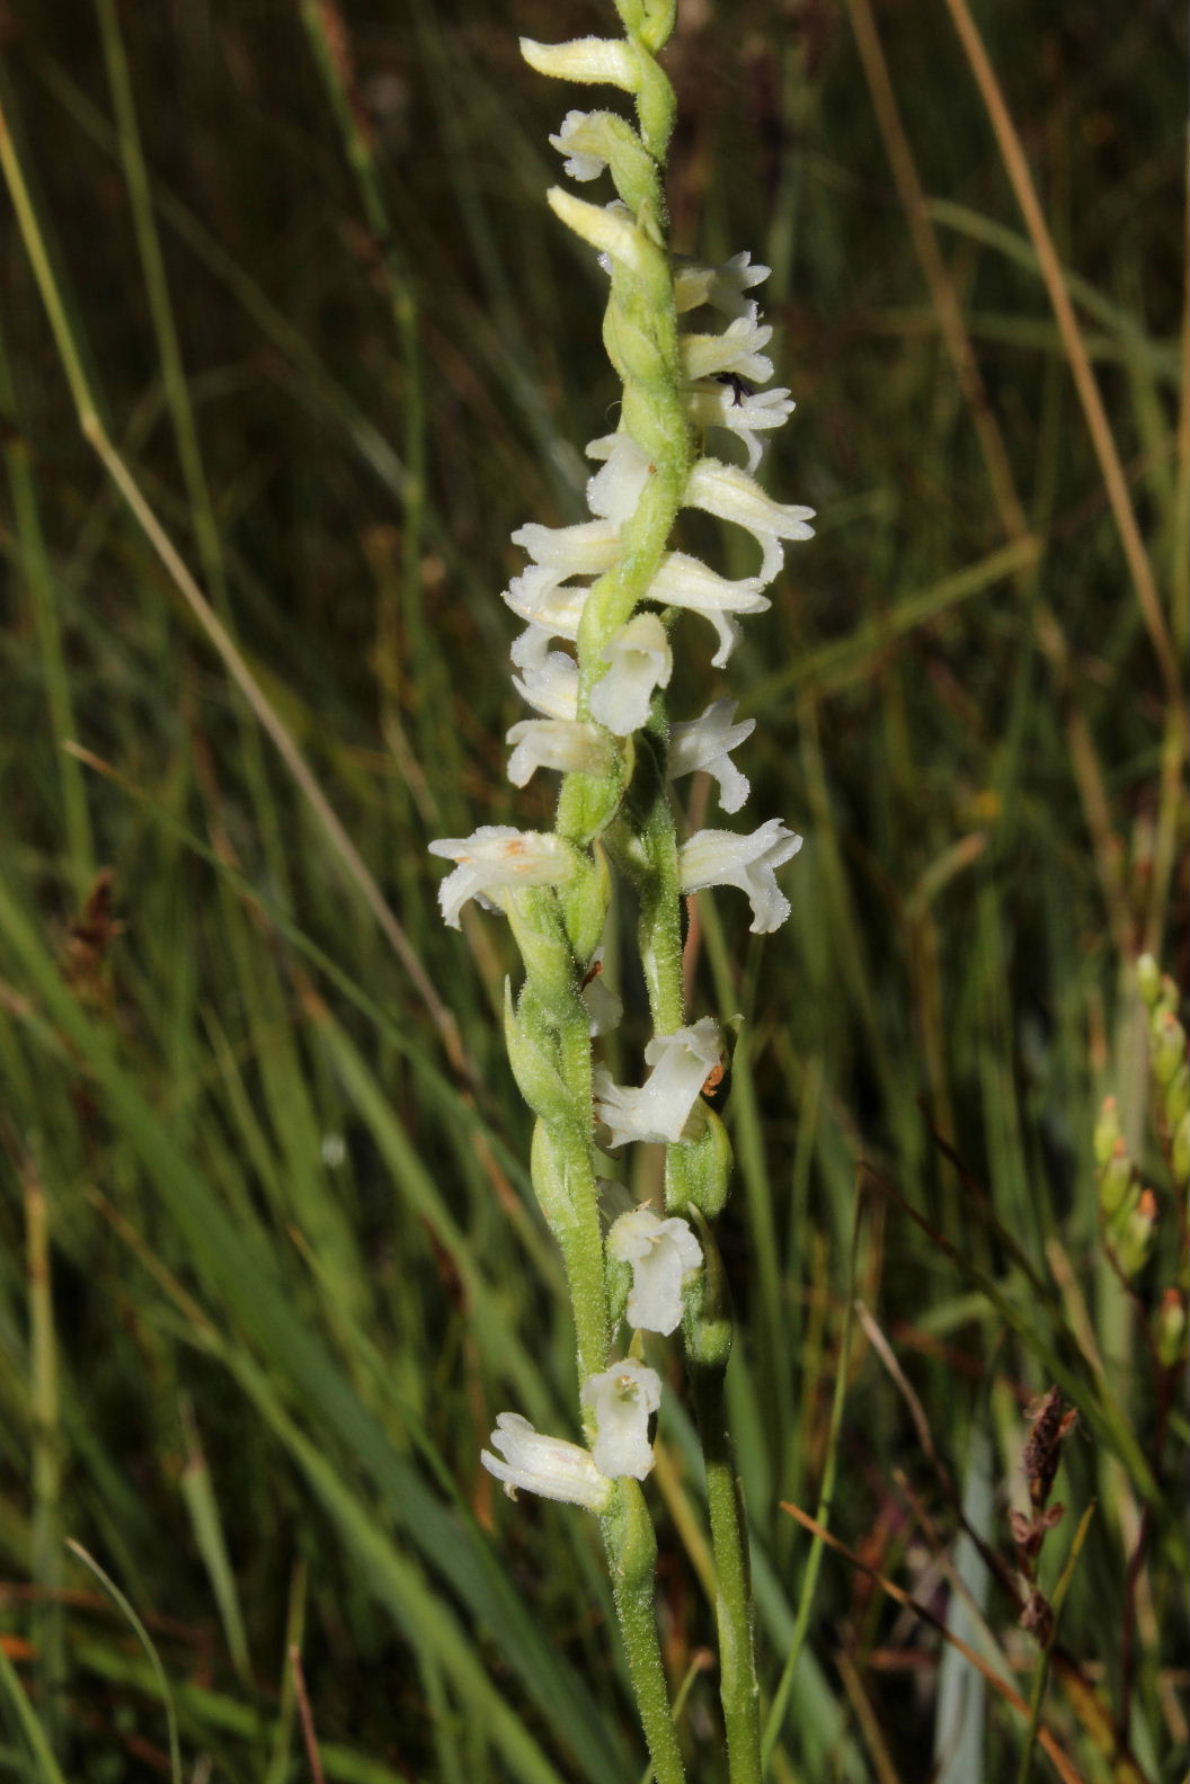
[679,820,803,935]
[594,1016,724,1146]
[581,1359,662,1480]
[608,1206,703,1335]
[481,1412,613,1510]
[428,826,579,927]
[669,698,755,813]
[681,302,774,386]
[548,108,610,182]
[673,250,771,318]
[645,551,769,668]
[685,458,815,586]
[684,382,795,475]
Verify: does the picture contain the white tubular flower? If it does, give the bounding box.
[511,626,580,720]
[648,552,770,668]
[581,948,623,1036]
[520,35,640,92]
[684,382,795,476]
[674,250,771,318]
[589,612,672,734]
[548,109,609,181]
[679,819,804,935]
[682,303,774,386]
[581,1360,662,1480]
[482,1413,612,1511]
[609,1207,703,1336]
[548,190,645,274]
[504,571,589,643]
[429,826,579,928]
[506,718,611,787]
[512,517,620,576]
[686,458,816,586]
[594,1016,724,1146]
[669,698,756,813]
[586,432,655,523]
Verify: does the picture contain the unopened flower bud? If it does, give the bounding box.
[673,1103,733,1221]
[1151,1011,1187,1088]
[547,188,648,275]
[561,843,613,965]
[1092,1095,1122,1168]
[1098,1139,1135,1221]
[1154,1289,1188,1369]
[1172,1110,1189,1186]
[1114,1188,1157,1279]
[1165,1059,1190,1129]
[1136,953,1161,1008]
[520,35,641,93]
[504,981,571,1123]
[1156,973,1180,1019]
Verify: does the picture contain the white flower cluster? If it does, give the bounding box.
[445,87,814,1519]
[482,1205,702,1507]
[430,236,810,935]
[482,1357,661,1508]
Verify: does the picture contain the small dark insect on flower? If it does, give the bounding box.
[714,371,755,407]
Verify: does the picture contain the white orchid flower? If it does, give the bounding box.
[581,1359,662,1480]
[609,1207,703,1335]
[679,820,804,934]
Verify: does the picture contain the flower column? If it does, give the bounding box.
[430,3,813,1779]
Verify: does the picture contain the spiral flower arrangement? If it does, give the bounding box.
[429,7,813,1777]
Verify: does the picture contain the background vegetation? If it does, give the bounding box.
[0,0,1186,1779]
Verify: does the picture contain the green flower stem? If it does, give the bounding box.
[507,895,610,1388]
[573,12,765,1763]
[659,996,764,1784]
[601,1482,687,1784]
[518,11,767,1781]
[627,694,760,1779]
[539,18,694,1780]
[628,751,687,1036]
[690,1361,763,1784]
[530,1114,609,1392]
[592,97,763,1755]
